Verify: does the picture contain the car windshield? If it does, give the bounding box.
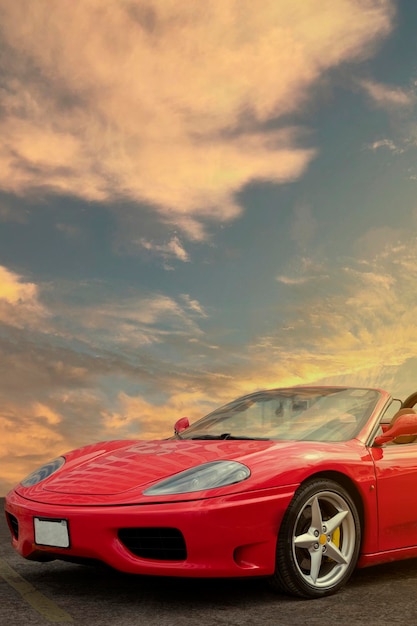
[180,387,381,442]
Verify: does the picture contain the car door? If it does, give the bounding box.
[370,442,417,551]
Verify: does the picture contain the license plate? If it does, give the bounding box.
[34,517,70,548]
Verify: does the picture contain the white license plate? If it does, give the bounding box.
[34,517,70,548]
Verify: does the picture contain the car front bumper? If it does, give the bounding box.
[5,485,295,578]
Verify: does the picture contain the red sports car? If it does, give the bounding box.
[5,385,417,598]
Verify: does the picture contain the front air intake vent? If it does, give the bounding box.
[118,527,187,560]
[6,513,19,540]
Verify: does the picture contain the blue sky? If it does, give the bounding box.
[1,0,417,493]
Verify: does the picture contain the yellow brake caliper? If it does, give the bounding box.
[323,525,341,562]
[332,526,341,548]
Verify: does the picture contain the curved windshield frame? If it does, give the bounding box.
[180,387,381,442]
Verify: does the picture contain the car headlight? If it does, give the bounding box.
[143,460,250,496]
[21,457,66,487]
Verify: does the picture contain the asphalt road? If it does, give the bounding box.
[2,497,417,625]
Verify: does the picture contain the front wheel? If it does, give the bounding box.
[271,479,361,598]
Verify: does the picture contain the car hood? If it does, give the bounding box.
[16,437,364,505]
[40,439,276,495]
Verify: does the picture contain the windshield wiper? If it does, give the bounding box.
[190,433,269,440]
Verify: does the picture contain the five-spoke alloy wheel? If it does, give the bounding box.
[271,479,361,598]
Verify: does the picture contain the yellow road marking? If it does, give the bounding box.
[0,556,73,623]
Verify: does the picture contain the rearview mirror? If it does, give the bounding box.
[174,417,190,435]
[374,413,417,446]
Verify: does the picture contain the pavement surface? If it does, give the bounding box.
[2,497,417,625]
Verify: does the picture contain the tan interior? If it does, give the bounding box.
[389,407,417,444]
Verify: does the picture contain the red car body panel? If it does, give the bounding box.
[6,437,377,575]
[6,486,295,577]
[5,385,417,582]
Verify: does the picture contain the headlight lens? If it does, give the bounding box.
[143,460,250,495]
[21,457,65,487]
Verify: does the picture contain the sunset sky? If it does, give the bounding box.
[1,0,417,494]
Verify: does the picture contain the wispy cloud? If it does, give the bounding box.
[180,294,208,318]
[0,0,394,239]
[0,265,49,328]
[361,79,416,111]
[366,138,405,153]
[276,275,314,286]
[276,256,329,285]
[361,78,417,155]
[140,236,189,263]
[62,293,207,349]
[55,222,83,239]
[257,239,417,393]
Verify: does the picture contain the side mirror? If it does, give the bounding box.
[374,414,417,446]
[174,417,190,436]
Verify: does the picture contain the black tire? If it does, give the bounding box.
[270,479,361,598]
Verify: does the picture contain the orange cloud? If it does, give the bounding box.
[0,0,394,237]
[103,390,214,439]
[0,402,66,492]
[0,265,48,328]
[250,241,417,395]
